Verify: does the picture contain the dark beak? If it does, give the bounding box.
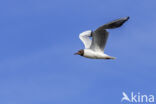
[74,52,78,55]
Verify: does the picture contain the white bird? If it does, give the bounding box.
[74,17,129,59]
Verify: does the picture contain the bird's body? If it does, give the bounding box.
[75,17,129,59]
[83,48,114,59]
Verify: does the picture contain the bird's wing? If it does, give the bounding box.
[79,30,92,49]
[90,29,109,52]
[90,17,129,52]
[97,17,129,30]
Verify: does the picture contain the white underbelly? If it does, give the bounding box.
[83,49,108,59]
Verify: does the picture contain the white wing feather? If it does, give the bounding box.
[79,30,92,49]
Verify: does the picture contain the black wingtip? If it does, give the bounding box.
[126,16,130,20]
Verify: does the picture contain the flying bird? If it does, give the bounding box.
[74,17,129,59]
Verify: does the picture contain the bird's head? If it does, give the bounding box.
[74,49,84,56]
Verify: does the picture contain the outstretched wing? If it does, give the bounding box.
[97,17,129,30]
[90,17,129,52]
[90,29,109,52]
[79,30,92,49]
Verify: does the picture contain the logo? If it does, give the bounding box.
[121,92,155,103]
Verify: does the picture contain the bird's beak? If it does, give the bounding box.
[74,52,78,55]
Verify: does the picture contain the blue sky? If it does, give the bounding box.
[0,0,156,104]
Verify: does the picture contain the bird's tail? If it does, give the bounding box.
[105,56,116,60]
[109,56,116,60]
[110,57,116,60]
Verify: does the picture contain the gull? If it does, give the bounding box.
[74,17,129,59]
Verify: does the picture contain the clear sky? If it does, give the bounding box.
[0,0,156,104]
